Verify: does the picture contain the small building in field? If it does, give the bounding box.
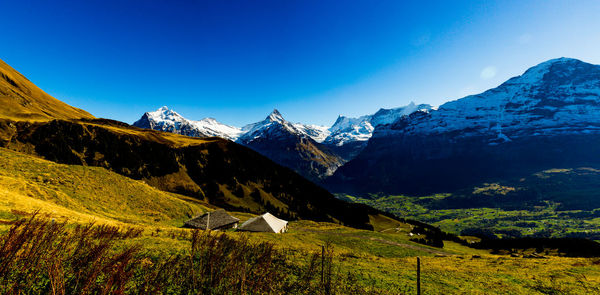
[184,209,240,231]
[238,212,288,233]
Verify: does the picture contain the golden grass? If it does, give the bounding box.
[0,58,93,121]
[0,147,211,227]
[119,220,600,294]
[368,213,410,232]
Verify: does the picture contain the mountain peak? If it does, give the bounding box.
[331,115,347,127]
[157,105,170,112]
[147,106,182,120]
[546,57,582,64]
[200,117,218,123]
[528,57,583,70]
[134,107,243,140]
[515,57,588,85]
[267,109,285,122]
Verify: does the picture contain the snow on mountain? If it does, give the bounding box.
[324,102,433,146]
[292,124,330,142]
[325,116,373,146]
[192,117,244,140]
[134,107,342,179]
[238,109,330,143]
[135,107,332,143]
[370,102,433,126]
[328,58,600,195]
[375,58,600,143]
[134,102,433,148]
[237,109,344,179]
[133,106,243,140]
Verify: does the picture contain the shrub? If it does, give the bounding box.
[0,216,142,294]
[0,215,379,294]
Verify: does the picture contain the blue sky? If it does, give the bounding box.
[2,0,600,126]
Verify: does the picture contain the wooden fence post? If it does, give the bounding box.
[417,256,421,295]
[321,245,325,286]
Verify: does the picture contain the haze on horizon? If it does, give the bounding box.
[2,0,600,127]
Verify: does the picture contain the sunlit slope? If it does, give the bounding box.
[0,119,388,230]
[0,147,211,226]
[0,58,93,120]
[0,146,441,258]
[1,145,598,294]
[0,145,449,260]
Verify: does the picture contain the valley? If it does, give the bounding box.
[1,147,599,294]
[343,194,600,241]
[341,167,600,241]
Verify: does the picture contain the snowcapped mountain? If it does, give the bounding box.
[134,107,342,180]
[374,58,600,142]
[325,102,433,146]
[328,58,600,195]
[238,109,328,143]
[237,110,344,180]
[319,102,433,160]
[134,107,331,143]
[133,102,434,179]
[326,115,373,145]
[134,102,432,156]
[141,56,600,189]
[133,106,242,140]
[292,124,330,143]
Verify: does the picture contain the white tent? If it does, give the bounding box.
[238,212,288,233]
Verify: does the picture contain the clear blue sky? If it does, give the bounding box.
[2,0,600,126]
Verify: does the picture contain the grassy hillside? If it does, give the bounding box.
[0,58,93,121]
[0,147,599,293]
[0,119,391,230]
[3,209,600,294]
[0,147,212,227]
[125,220,600,294]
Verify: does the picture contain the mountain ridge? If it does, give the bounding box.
[135,107,346,180]
[328,57,600,195]
[133,103,432,178]
[236,109,345,180]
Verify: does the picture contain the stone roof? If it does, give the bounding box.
[184,209,240,230]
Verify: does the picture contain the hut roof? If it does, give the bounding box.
[238,212,288,233]
[184,209,240,230]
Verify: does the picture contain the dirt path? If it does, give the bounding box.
[297,227,454,256]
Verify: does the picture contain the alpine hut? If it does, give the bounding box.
[238,212,288,233]
[183,209,240,231]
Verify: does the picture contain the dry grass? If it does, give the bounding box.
[0,215,381,295]
[0,215,142,294]
[0,147,211,227]
[0,58,93,121]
